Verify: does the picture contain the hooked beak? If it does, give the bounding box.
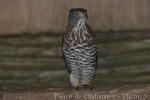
[79,12,86,19]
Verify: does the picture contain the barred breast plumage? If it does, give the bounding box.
[62,8,97,89]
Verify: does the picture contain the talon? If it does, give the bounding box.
[82,84,88,88]
[76,87,79,91]
[90,87,94,91]
[74,87,79,91]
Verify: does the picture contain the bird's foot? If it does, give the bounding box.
[82,84,94,91]
[73,86,79,91]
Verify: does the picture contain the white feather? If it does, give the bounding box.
[69,73,80,87]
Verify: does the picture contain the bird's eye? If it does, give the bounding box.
[83,12,86,15]
[76,13,79,16]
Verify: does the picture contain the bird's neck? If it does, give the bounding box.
[71,19,88,34]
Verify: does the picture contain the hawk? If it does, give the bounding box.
[63,8,97,89]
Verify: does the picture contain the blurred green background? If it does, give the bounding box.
[0,31,150,91]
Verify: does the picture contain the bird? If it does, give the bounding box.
[62,8,97,90]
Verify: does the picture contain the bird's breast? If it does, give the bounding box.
[64,31,95,47]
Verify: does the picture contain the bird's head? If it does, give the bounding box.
[68,8,88,26]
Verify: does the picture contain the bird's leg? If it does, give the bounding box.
[90,86,94,91]
[73,86,79,91]
[76,87,79,91]
[82,84,94,91]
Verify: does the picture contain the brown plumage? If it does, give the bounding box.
[62,8,97,89]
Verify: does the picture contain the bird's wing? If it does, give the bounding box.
[87,24,98,70]
[62,26,73,74]
[63,55,72,74]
